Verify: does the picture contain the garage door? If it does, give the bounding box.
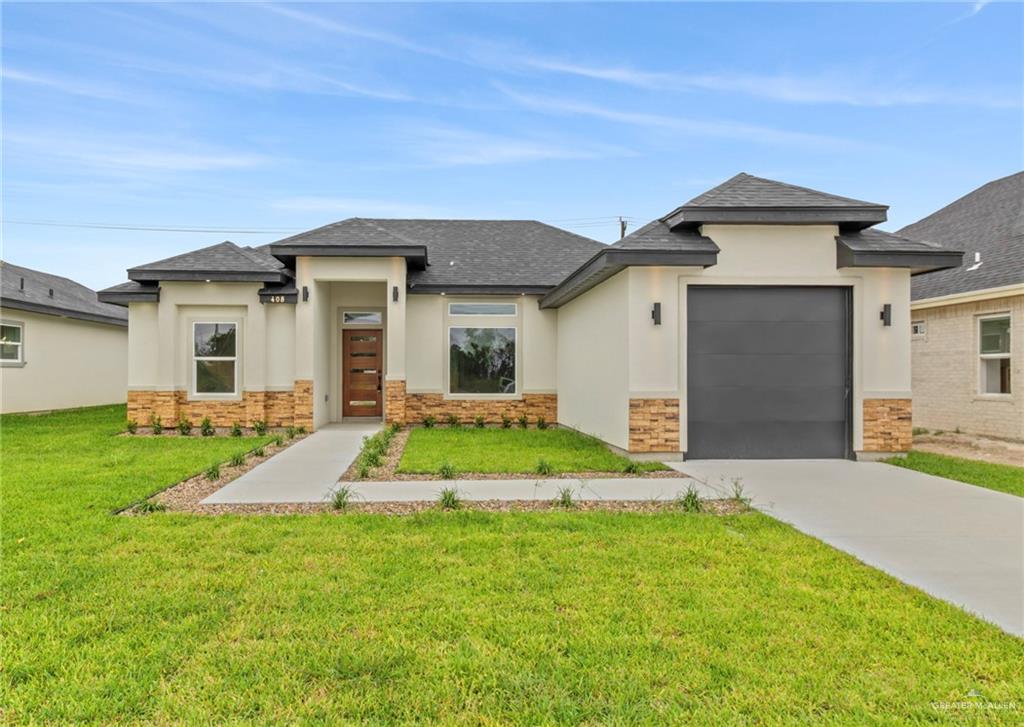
[687,286,851,459]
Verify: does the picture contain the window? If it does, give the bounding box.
[449,327,516,394]
[979,315,1011,395]
[193,322,237,395]
[911,321,926,338]
[449,303,517,316]
[343,311,382,325]
[0,322,23,364]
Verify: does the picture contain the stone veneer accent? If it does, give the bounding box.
[403,392,557,425]
[127,387,298,428]
[862,398,913,452]
[384,380,407,424]
[293,379,314,431]
[628,398,680,453]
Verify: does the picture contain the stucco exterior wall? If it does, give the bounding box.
[911,293,1023,440]
[0,309,127,413]
[556,270,630,450]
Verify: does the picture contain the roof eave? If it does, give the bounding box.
[1,296,129,326]
[835,240,964,274]
[664,206,888,230]
[408,284,552,296]
[267,244,428,270]
[540,248,718,310]
[127,269,285,283]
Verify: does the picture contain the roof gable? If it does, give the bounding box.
[899,172,1024,300]
[127,241,287,283]
[1,261,128,326]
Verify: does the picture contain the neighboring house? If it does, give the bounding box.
[1,261,128,414]
[99,173,961,459]
[899,172,1023,441]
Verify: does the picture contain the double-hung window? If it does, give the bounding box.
[0,322,24,364]
[978,315,1011,395]
[193,322,237,395]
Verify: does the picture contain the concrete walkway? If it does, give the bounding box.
[202,422,380,504]
[671,459,1024,637]
[348,478,703,502]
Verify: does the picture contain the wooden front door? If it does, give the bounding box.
[342,329,383,417]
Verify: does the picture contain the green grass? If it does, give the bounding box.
[398,427,669,474]
[886,450,1024,498]
[3,406,1022,723]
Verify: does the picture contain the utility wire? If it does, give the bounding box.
[1,219,300,234]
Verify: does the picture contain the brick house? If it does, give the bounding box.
[899,172,1023,441]
[99,173,961,459]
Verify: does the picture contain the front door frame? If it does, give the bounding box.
[341,327,384,418]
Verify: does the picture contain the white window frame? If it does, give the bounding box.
[192,321,238,398]
[0,320,25,367]
[911,320,927,339]
[447,325,518,397]
[448,302,518,317]
[977,313,1011,396]
[342,311,383,326]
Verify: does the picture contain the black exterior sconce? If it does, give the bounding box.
[302,286,309,302]
[392,285,399,302]
[880,303,891,327]
[651,302,662,325]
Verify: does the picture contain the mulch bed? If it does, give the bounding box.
[339,427,685,482]
[913,431,1024,469]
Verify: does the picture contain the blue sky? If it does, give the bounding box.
[2,1,1021,290]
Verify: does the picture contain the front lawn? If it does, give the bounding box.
[3,406,1022,723]
[886,450,1024,498]
[397,426,668,474]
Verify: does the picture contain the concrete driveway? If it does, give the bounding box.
[670,459,1023,637]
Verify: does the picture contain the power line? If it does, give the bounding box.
[1,219,300,234]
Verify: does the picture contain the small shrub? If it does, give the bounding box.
[135,500,166,514]
[357,463,370,479]
[536,416,548,430]
[330,485,353,511]
[444,413,460,428]
[363,450,383,468]
[501,414,512,429]
[474,415,485,429]
[389,422,401,434]
[200,417,214,437]
[205,464,221,481]
[438,486,461,510]
[423,415,436,429]
[517,415,529,429]
[125,419,138,434]
[229,452,245,467]
[623,460,642,475]
[271,435,284,447]
[253,447,265,458]
[253,420,268,435]
[554,486,576,508]
[296,426,307,435]
[231,422,243,437]
[934,429,945,435]
[150,415,163,434]
[176,417,193,436]
[285,426,298,439]
[438,461,456,480]
[731,477,749,506]
[677,484,702,513]
[912,426,929,436]
[535,458,554,476]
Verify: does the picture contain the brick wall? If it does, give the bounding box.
[294,379,314,430]
[404,392,557,424]
[628,398,680,453]
[385,380,407,424]
[127,386,299,428]
[911,294,1023,440]
[862,398,913,452]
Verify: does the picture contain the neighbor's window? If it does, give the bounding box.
[193,322,237,395]
[911,321,927,338]
[449,327,516,394]
[448,303,517,316]
[979,315,1011,395]
[343,311,382,325]
[0,322,23,363]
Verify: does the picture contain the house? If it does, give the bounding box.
[99,173,962,459]
[898,172,1023,441]
[1,261,128,413]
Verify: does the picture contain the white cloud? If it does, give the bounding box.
[496,85,871,150]
[2,67,134,102]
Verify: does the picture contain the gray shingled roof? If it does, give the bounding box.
[270,218,606,290]
[128,241,288,282]
[898,172,1024,301]
[1,261,128,326]
[611,220,719,253]
[683,172,885,208]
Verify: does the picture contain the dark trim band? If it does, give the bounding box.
[127,269,285,283]
[268,244,428,270]
[408,284,553,296]
[836,240,964,274]
[664,205,887,230]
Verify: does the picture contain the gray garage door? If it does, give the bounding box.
[687,286,851,459]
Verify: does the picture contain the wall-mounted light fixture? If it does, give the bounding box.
[879,303,891,327]
[392,285,399,302]
[302,286,309,302]
[651,302,662,326]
